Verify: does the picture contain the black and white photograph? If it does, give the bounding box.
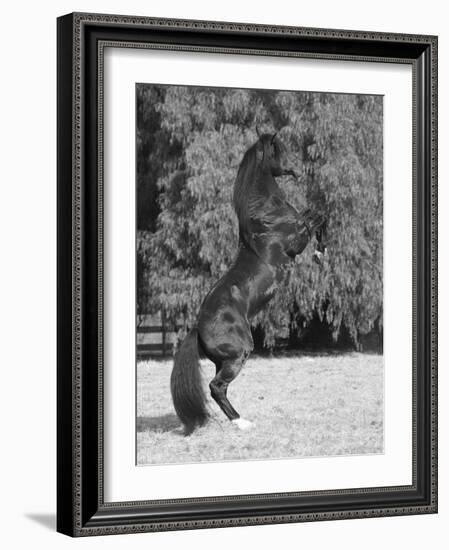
[0,0,444,546]
[136,83,384,465]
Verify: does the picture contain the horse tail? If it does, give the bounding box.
[170,328,209,434]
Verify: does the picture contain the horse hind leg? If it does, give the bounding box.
[209,351,253,430]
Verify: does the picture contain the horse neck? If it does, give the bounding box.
[234,155,279,212]
[256,169,281,197]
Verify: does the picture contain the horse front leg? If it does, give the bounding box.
[290,209,327,260]
[312,226,328,265]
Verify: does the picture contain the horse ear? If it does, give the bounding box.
[256,125,261,138]
[271,132,278,145]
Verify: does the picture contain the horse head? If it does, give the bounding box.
[255,132,298,180]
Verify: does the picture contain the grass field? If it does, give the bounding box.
[137,353,383,465]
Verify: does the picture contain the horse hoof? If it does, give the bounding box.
[232,418,254,430]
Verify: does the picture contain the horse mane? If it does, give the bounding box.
[232,136,281,253]
[232,142,264,253]
[232,142,259,223]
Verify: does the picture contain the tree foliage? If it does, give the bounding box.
[137,84,383,348]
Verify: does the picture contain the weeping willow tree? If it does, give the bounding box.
[137,84,383,349]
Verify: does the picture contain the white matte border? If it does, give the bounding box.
[103,47,412,503]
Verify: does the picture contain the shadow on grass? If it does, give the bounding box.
[137,413,183,434]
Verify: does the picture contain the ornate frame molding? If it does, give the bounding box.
[57,12,437,536]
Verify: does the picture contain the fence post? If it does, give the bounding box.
[161,309,166,356]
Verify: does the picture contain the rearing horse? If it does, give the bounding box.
[171,132,326,433]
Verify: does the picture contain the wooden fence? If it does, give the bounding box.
[137,313,180,358]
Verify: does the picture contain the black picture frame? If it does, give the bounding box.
[57,12,438,537]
